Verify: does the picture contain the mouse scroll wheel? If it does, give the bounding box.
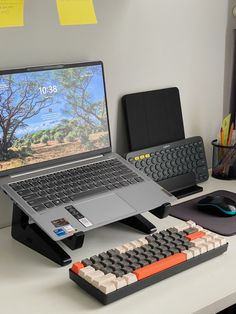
[229,205,236,211]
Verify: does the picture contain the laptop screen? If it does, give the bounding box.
[0,62,111,176]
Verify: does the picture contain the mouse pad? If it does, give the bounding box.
[170,190,236,236]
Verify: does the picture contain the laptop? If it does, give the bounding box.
[0,61,175,241]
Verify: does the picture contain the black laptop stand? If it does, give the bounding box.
[11,202,171,266]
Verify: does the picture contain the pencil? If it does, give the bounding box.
[227,123,234,145]
[220,127,224,146]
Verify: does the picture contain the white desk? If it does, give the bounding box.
[0,176,235,314]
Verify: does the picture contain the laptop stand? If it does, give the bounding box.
[120,203,171,234]
[11,203,84,266]
[11,203,171,266]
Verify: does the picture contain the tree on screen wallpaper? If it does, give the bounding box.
[0,76,51,161]
[55,67,108,150]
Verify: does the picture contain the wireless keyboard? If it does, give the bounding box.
[69,220,228,304]
[126,136,209,185]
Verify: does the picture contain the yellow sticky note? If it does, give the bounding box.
[221,113,231,145]
[0,0,24,28]
[56,0,97,25]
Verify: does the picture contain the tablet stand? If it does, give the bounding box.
[158,173,203,199]
[11,202,171,266]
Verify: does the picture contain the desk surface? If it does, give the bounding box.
[0,176,235,314]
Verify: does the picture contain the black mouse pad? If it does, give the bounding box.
[170,190,236,236]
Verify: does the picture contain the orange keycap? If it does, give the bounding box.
[71,262,84,274]
[133,253,186,280]
[186,231,205,241]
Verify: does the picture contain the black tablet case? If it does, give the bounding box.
[170,190,236,236]
[122,87,185,151]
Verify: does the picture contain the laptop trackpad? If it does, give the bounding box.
[74,194,136,225]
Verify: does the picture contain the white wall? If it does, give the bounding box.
[0,0,228,228]
[224,0,236,117]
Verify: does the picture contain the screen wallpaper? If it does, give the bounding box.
[0,64,110,173]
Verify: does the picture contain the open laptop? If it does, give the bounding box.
[0,61,175,241]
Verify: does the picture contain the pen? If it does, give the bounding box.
[220,127,224,146]
[227,123,234,145]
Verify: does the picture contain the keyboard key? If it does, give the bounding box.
[186,231,206,241]
[33,204,46,212]
[52,199,62,206]
[18,189,32,196]
[72,262,84,274]
[44,202,54,208]
[28,197,49,206]
[99,282,116,294]
[133,253,186,280]
[22,194,39,201]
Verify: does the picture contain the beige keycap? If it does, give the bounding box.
[93,273,116,288]
[202,229,212,235]
[86,270,104,284]
[99,282,116,294]
[123,273,137,285]
[204,241,214,251]
[186,220,196,228]
[112,277,127,289]
[137,238,148,246]
[191,238,205,246]
[201,236,213,243]
[175,222,189,232]
[183,250,194,260]
[211,238,221,248]
[115,245,126,254]
[189,247,201,257]
[130,240,142,249]
[215,236,227,246]
[195,225,203,231]
[196,244,207,254]
[123,242,134,251]
[79,266,95,279]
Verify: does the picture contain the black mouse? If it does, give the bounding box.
[197,195,236,217]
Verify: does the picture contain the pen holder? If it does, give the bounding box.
[211,140,236,180]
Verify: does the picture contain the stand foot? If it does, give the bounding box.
[120,214,157,234]
[62,231,84,250]
[150,202,172,219]
[11,204,72,266]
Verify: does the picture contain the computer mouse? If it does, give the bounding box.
[197,195,236,217]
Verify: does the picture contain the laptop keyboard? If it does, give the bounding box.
[9,159,144,212]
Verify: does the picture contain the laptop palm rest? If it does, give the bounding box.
[74,194,136,226]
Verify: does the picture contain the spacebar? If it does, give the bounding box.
[70,187,108,201]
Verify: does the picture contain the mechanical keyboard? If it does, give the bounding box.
[9,159,143,212]
[126,136,209,185]
[69,220,228,304]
